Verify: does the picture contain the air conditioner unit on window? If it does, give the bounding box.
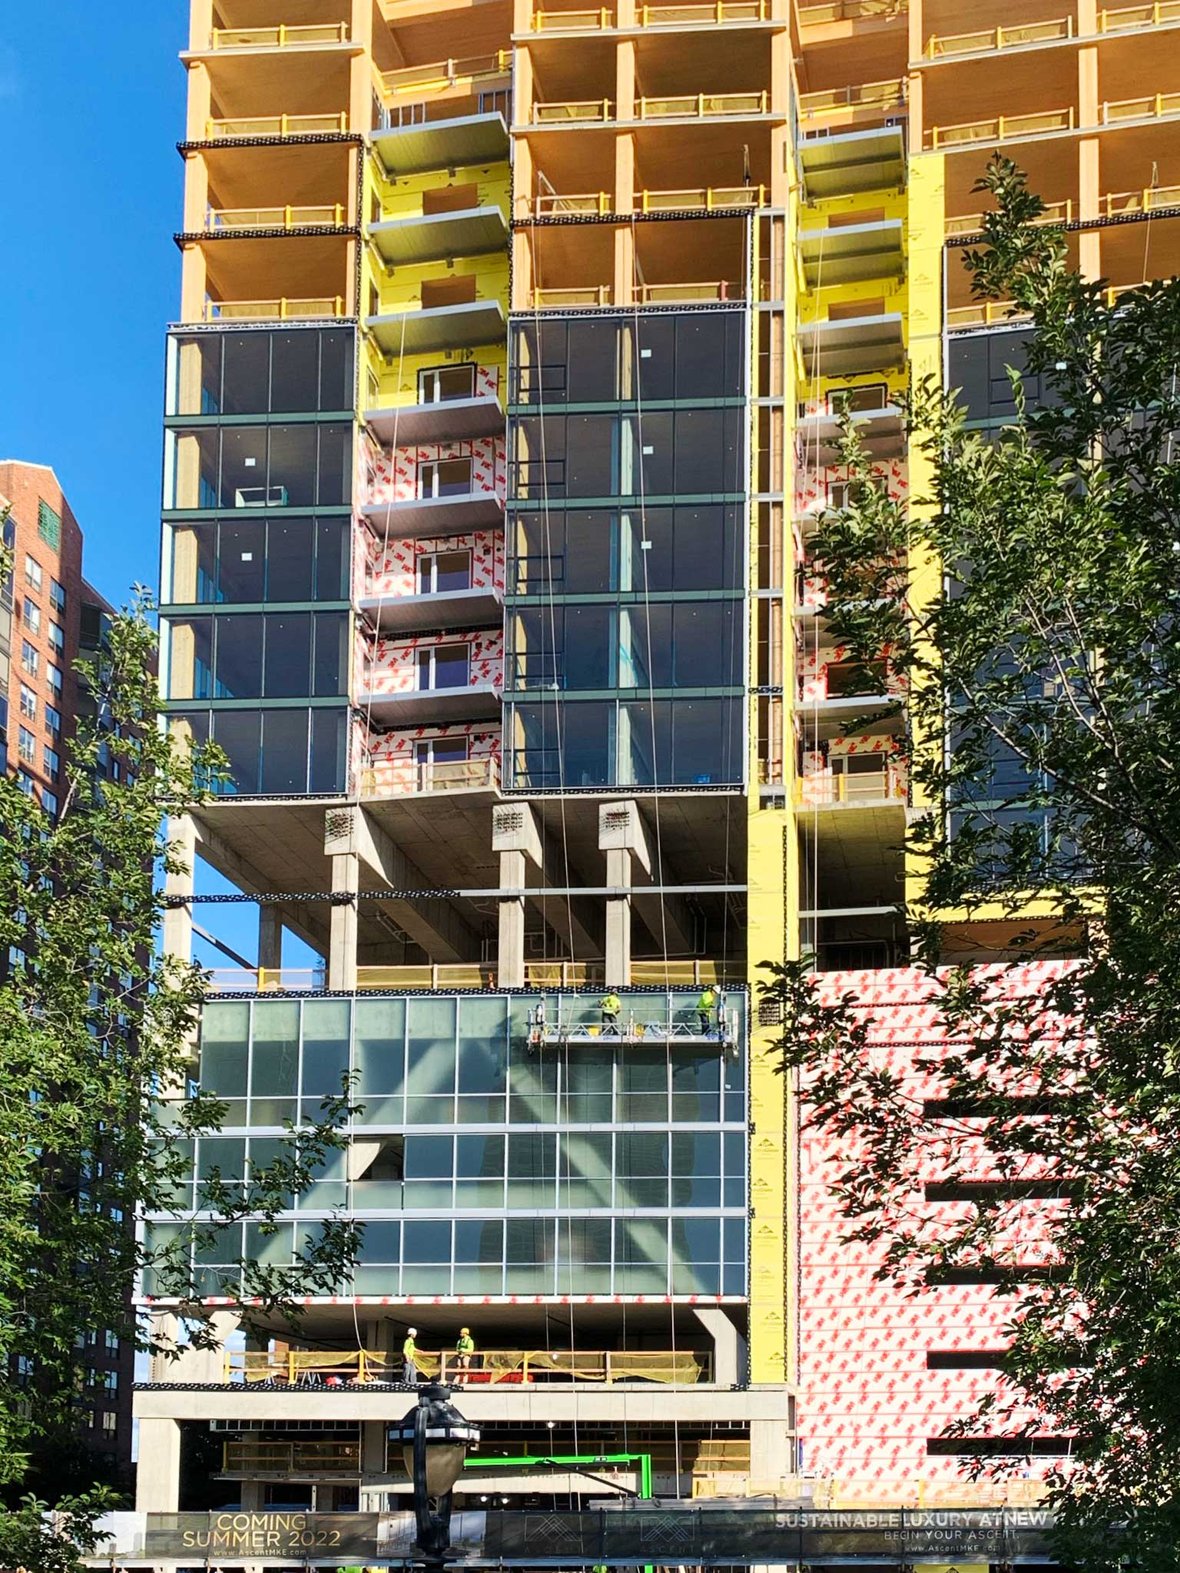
[234,485,289,508]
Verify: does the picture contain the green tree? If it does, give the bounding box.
[769,156,1180,1569]
[0,581,360,1500]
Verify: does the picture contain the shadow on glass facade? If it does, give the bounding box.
[160,326,356,795]
[505,311,748,791]
[145,991,748,1300]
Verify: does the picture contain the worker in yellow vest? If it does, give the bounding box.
[697,985,718,1036]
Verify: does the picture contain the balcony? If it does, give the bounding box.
[946,198,1073,236]
[367,300,506,356]
[224,1347,712,1386]
[360,752,501,798]
[637,0,770,22]
[1101,91,1180,123]
[361,492,504,534]
[636,90,770,119]
[1099,0,1180,28]
[796,78,907,135]
[207,22,351,49]
[532,99,615,122]
[797,123,906,198]
[380,51,511,105]
[368,206,508,267]
[205,203,347,231]
[204,112,349,139]
[365,395,504,446]
[929,107,1074,149]
[203,295,346,321]
[799,0,907,21]
[798,219,903,286]
[372,111,510,176]
[796,390,904,462]
[203,958,738,993]
[797,311,905,378]
[795,764,907,808]
[358,682,501,723]
[360,585,504,634]
[923,16,1072,57]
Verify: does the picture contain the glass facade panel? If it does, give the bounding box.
[167,327,355,418]
[163,992,748,1299]
[167,516,350,606]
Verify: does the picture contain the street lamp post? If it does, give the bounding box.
[390,1384,481,1568]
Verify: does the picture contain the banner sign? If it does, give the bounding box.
[134,1506,1056,1565]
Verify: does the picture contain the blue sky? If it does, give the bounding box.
[0,6,188,607]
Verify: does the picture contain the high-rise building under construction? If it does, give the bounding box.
[141,0,1180,1518]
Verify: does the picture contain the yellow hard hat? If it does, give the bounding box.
[461,1327,470,1334]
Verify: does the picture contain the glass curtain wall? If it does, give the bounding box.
[145,991,749,1299]
[160,326,356,795]
[504,310,748,790]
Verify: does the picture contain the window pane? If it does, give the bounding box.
[221,333,271,414]
[260,709,308,795]
[310,707,348,793]
[271,331,320,413]
[313,612,349,696]
[266,518,315,601]
[217,521,266,601]
[211,711,261,794]
[264,613,312,697]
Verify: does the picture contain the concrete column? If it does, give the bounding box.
[749,1413,794,1484]
[693,1307,742,1387]
[325,810,360,991]
[615,131,636,215]
[258,904,283,978]
[362,1418,388,1476]
[493,804,545,986]
[498,849,528,987]
[1078,135,1101,280]
[189,0,214,49]
[184,62,212,142]
[599,801,651,986]
[182,152,209,234]
[163,815,195,965]
[179,244,209,326]
[135,1417,182,1512]
[349,0,374,134]
[616,38,636,120]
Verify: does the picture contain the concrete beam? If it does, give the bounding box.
[692,1306,744,1388]
[190,817,325,957]
[327,806,480,964]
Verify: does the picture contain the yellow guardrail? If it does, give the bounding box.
[532,6,613,25]
[205,112,349,139]
[638,90,768,117]
[204,296,346,321]
[925,16,1071,56]
[798,0,906,21]
[1099,0,1180,28]
[360,756,501,796]
[638,281,737,302]
[209,22,350,48]
[533,284,614,305]
[521,191,613,217]
[207,204,345,231]
[1102,91,1180,122]
[225,1348,709,1386]
[533,99,614,121]
[206,968,323,992]
[930,106,1074,147]
[946,198,1072,235]
[223,1440,360,1474]
[639,0,768,20]
[382,50,510,98]
[797,77,906,119]
[640,184,765,210]
[947,284,1153,329]
[795,771,906,806]
[356,964,495,989]
[1102,184,1180,214]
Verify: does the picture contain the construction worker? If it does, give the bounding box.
[697,984,718,1036]
[403,1327,419,1385]
[454,1327,475,1386]
[601,990,622,1034]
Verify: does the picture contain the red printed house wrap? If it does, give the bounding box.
[794,458,908,519]
[364,434,507,506]
[796,963,1072,1495]
[364,726,501,793]
[365,530,505,600]
[363,629,503,695]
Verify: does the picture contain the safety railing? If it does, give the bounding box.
[639,0,769,21]
[795,769,906,806]
[205,112,349,139]
[798,0,907,21]
[637,90,768,117]
[946,198,1072,235]
[1102,91,1180,122]
[206,204,346,230]
[382,51,511,99]
[924,16,1071,56]
[224,1348,710,1386]
[532,284,614,305]
[531,6,614,25]
[205,968,324,993]
[209,22,350,48]
[532,99,615,121]
[359,755,501,796]
[1101,184,1180,214]
[929,106,1074,147]
[521,191,613,216]
[533,1004,739,1045]
[356,964,496,990]
[1099,0,1180,28]
[222,1440,360,1475]
[637,281,737,302]
[203,296,346,321]
[796,78,906,120]
[947,284,1153,328]
[639,184,764,211]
